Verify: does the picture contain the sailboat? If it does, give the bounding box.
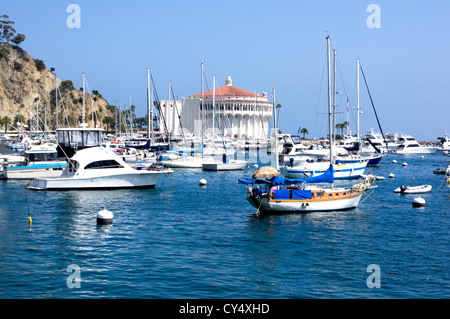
[338,59,385,167]
[159,63,217,169]
[280,49,368,179]
[56,73,104,158]
[238,36,376,214]
[201,75,248,171]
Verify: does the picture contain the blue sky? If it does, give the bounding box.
[2,0,449,141]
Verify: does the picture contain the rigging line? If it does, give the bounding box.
[299,43,327,130]
[361,189,385,207]
[170,83,187,145]
[202,74,227,150]
[314,55,328,138]
[359,63,387,145]
[84,78,101,127]
[149,72,169,142]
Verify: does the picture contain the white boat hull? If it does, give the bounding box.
[394,185,432,194]
[280,161,366,180]
[160,157,216,168]
[29,171,165,190]
[248,192,363,213]
[202,160,248,171]
[2,167,65,180]
[394,147,437,154]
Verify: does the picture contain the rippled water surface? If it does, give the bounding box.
[0,146,449,298]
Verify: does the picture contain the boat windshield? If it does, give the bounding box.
[28,152,58,162]
[84,160,124,169]
[291,135,302,144]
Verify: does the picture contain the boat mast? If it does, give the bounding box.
[357,58,360,142]
[147,68,151,140]
[327,36,334,187]
[55,73,58,130]
[333,47,337,144]
[150,74,154,142]
[273,85,279,171]
[201,62,204,157]
[212,75,216,149]
[82,72,86,126]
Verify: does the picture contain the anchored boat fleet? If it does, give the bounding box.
[1,36,448,214]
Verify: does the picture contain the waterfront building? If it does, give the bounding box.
[158,76,273,141]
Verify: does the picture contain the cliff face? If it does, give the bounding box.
[0,43,113,129]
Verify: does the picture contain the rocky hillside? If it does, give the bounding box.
[0,43,114,131]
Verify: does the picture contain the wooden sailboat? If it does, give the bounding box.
[238,36,376,214]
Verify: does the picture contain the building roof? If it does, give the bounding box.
[191,85,264,98]
[190,76,265,99]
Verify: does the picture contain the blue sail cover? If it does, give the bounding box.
[273,189,313,200]
[238,165,334,185]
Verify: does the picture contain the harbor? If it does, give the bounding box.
[0,140,449,298]
[0,2,449,304]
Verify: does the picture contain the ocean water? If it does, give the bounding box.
[0,145,449,299]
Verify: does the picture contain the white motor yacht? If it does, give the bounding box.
[393,135,437,154]
[28,147,170,190]
[437,134,450,152]
[1,144,66,179]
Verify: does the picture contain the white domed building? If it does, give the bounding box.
[158,76,273,142]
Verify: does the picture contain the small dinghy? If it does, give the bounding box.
[394,185,432,194]
[433,168,445,174]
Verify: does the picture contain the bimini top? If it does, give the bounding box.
[238,165,334,185]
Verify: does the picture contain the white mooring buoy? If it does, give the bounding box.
[392,160,397,163]
[97,207,114,224]
[402,162,408,167]
[199,178,207,186]
[412,196,426,208]
[389,173,395,178]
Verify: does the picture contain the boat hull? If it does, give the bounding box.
[29,171,165,190]
[2,167,65,180]
[394,147,437,154]
[247,192,363,214]
[394,185,432,194]
[202,160,248,171]
[160,157,216,168]
[280,162,366,180]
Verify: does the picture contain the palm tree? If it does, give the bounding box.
[300,128,309,139]
[102,116,114,133]
[0,115,11,133]
[342,121,349,136]
[335,123,343,137]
